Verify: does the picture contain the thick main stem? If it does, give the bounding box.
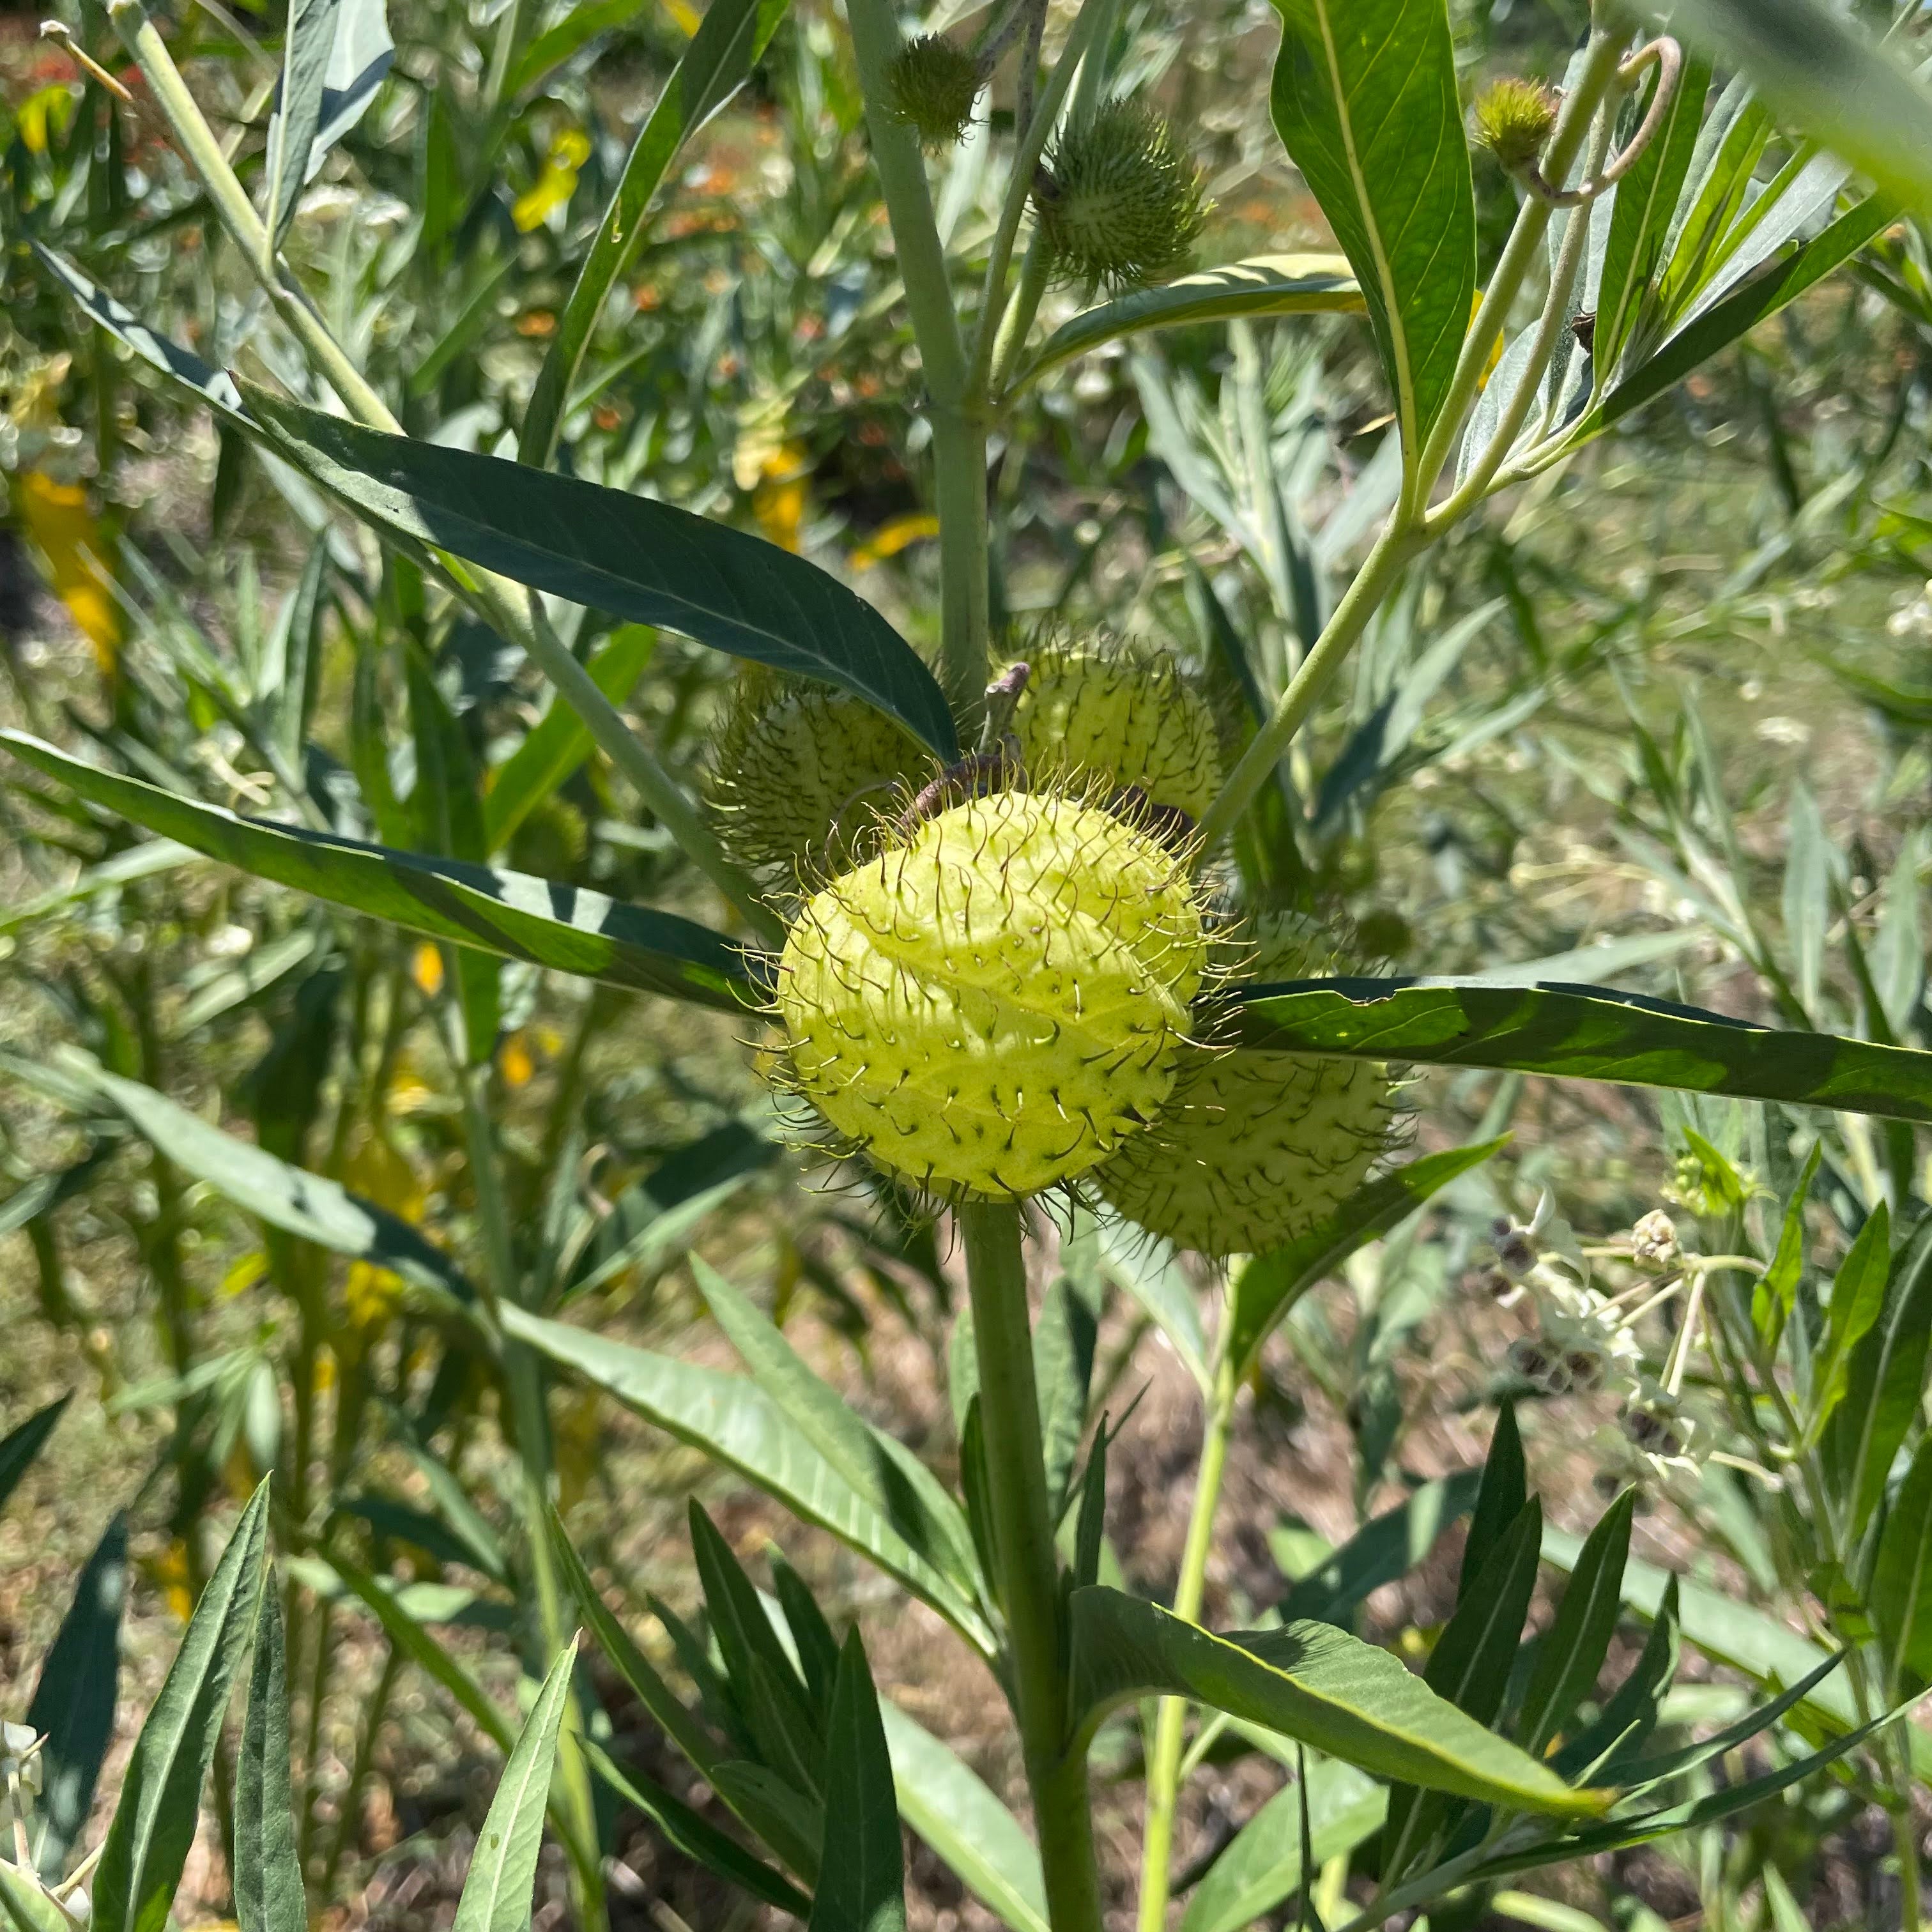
[958,1202,1103,1932]
[1137,1354,1236,1932]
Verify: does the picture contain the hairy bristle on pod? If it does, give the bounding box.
[1000,629,1222,824]
[1095,912,1395,1257]
[1033,99,1208,291]
[885,33,983,150]
[702,665,928,876]
[774,786,1212,1201]
[1472,76,1561,172]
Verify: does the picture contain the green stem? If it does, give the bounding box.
[1137,1352,1236,1932]
[988,238,1054,404]
[1196,518,1420,851]
[957,1202,1103,1932]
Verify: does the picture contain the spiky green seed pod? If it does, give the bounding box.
[1472,77,1560,172]
[885,34,984,150]
[703,665,926,877]
[1034,100,1208,291]
[776,787,1210,1199]
[509,794,589,880]
[1001,630,1223,824]
[1096,913,1394,1257]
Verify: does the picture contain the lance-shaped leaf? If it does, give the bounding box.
[521,0,791,464]
[26,1514,127,1875]
[877,1701,1045,1932]
[41,1050,479,1310]
[1829,1215,1932,1533]
[1864,1438,1932,1695]
[0,1867,69,1932]
[1276,1470,1483,1628]
[94,1482,270,1932]
[1010,255,1361,392]
[1267,0,1473,462]
[809,1632,906,1932]
[234,1586,305,1932]
[503,1308,995,1654]
[1066,1588,1602,1816]
[0,1394,69,1514]
[1225,1138,1506,1378]
[451,1639,578,1932]
[1809,1204,1892,1441]
[1178,1758,1384,1932]
[264,0,342,247]
[1,732,756,1012]
[1230,977,1932,1124]
[243,388,958,760]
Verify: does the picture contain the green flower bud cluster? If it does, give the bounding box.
[1034,100,1208,292]
[1472,76,1561,172]
[885,33,985,150]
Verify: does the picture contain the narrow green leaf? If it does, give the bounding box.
[1010,255,1361,392]
[1066,1587,1600,1816]
[1782,785,1830,1017]
[1,732,755,1013]
[809,1632,906,1932]
[0,840,198,939]
[243,388,958,760]
[264,0,342,247]
[1552,1575,1679,1782]
[1829,1216,1932,1532]
[878,1701,1045,1932]
[0,1866,70,1932]
[1752,1145,1820,1345]
[450,1638,578,1932]
[583,1738,811,1916]
[483,626,657,853]
[234,1586,305,1932]
[1666,0,1932,218]
[711,1762,823,1883]
[544,1508,722,1775]
[45,1049,477,1311]
[1460,1403,1526,1604]
[1611,1649,1842,1797]
[1871,1435,1932,1692]
[1596,194,1895,431]
[1232,976,1932,1124]
[506,0,647,96]
[1277,1470,1482,1627]
[1033,1276,1098,1519]
[1267,0,1474,459]
[1177,1759,1383,1932]
[773,1555,843,1722]
[26,1514,127,1874]
[692,1259,981,1602]
[1594,50,1712,382]
[521,0,790,464]
[95,1482,270,1932]
[505,1309,994,1653]
[1519,1491,1634,1756]
[1806,1204,1890,1443]
[1227,1140,1507,1377]
[0,1395,69,1514]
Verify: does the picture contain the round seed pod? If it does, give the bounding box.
[885,33,984,150]
[1001,631,1223,825]
[775,787,1209,1199]
[1095,912,1395,1257]
[1034,100,1208,291]
[703,666,927,877]
[509,795,589,881]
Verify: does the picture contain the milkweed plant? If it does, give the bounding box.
[3,0,1932,1929]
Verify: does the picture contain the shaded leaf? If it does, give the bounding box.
[1232,976,1932,1124]
[1807,1204,1890,1442]
[234,1586,305,1932]
[1871,1435,1932,1692]
[0,1394,69,1515]
[1,732,754,1013]
[809,1632,905,1932]
[244,388,958,760]
[264,0,342,247]
[1519,1490,1634,1755]
[1828,1215,1932,1532]
[1460,1403,1526,1605]
[1276,1470,1482,1627]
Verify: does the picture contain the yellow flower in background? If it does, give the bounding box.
[14,469,121,671]
[663,0,702,34]
[146,1540,195,1623]
[15,84,75,156]
[753,439,812,553]
[1473,288,1504,388]
[513,128,593,233]
[411,941,445,997]
[341,1131,425,1333]
[500,1029,537,1088]
[850,512,939,571]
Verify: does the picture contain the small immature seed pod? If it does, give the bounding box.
[1002,631,1223,825]
[885,33,984,150]
[1096,913,1394,1257]
[776,788,1209,1199]
[509,794,589,881]
[1033,100,1208,291]
[1472,76,1561,172]
[703,665,926,877]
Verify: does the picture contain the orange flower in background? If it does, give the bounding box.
[14,468,120,671]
